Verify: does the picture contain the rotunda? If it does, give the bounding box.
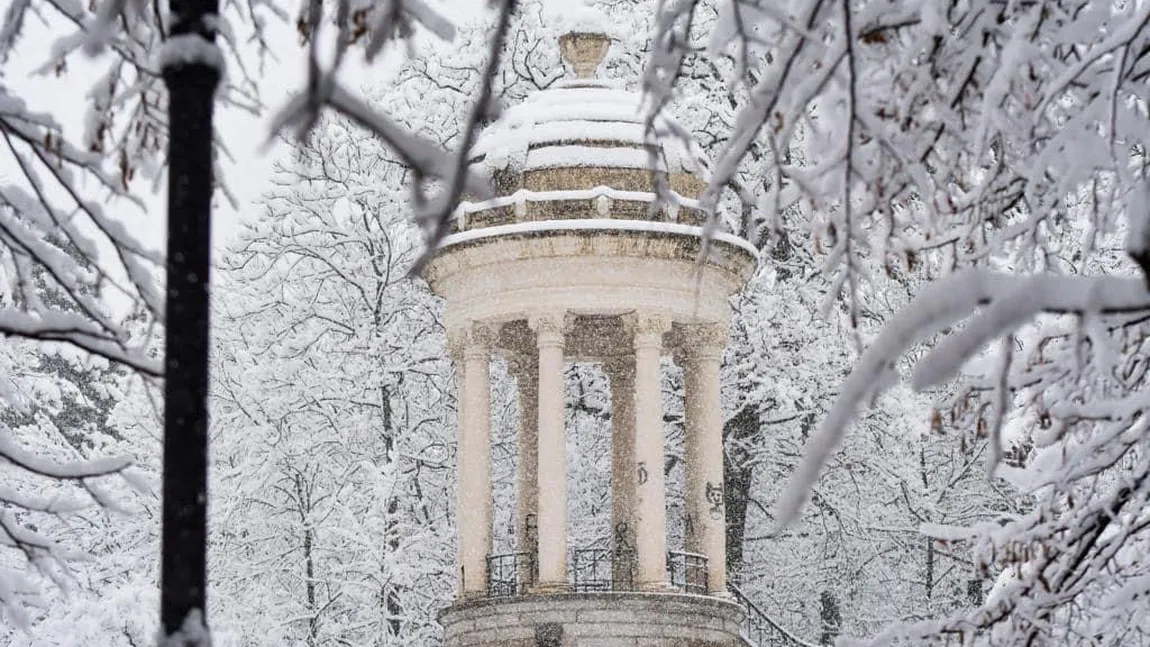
[424,17,758,647]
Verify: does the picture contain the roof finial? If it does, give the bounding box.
[558,3,611,79]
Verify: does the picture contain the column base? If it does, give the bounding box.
[707,589,735,600]
[530,581,571,594]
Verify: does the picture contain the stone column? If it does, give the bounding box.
[605,357,636,584]
[509,355,539,570]
[450,322,497,597]
[529,314,569,590]
[681,323,729,595]
[628,313,672,590]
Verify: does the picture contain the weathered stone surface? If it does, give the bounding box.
[520,168,701,197]
[459,195,708,232]
[439,593,745,647]
[579,638,639,647]
[424,229,756,341]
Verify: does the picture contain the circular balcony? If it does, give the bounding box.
[458,548,816,647]
[484,548,709,598]
[440,570,745,647]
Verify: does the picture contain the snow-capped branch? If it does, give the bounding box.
[0,434,132,480]
[267,81,484,196]
[0,415,137,626]
[776,270,1150,530]
[407,0,514,272]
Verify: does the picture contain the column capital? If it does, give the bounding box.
[624,312,672,350]
[676,323,729,362]
[528,313,573,348]
[448,321,500,360]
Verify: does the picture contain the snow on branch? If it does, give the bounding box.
[267,81,481,195]
[267,0,509,268]
[0,418,138,626]
[646,0,1150,336]
[774,270,1150,531]
[158,33,226,72]
[364,0,457,61]
[0,434,132,480]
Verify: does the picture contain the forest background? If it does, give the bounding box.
[1,0,1148,645]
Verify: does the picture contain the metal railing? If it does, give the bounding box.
[486,548,712,596]
[483,550,814,647]
[667,550,708,595]
[728,582,818,647]
[571,547,636,592]
[486,551,536,597]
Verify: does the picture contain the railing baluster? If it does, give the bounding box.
[571,547,637,591]
[727,582,818,647]
[486,551,536,597]
[482,549,812,647]
[666,550,708,595]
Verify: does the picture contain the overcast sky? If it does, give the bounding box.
[8,0,518,260]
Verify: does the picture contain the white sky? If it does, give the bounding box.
[3,0,576,322]
[7,0,509,260]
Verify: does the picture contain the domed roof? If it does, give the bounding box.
[470,77,709,180]
[453,16,717,233]
[425,7,759,349]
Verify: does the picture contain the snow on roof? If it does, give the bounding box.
[550,2,614,38]
[439,218,760,261]
[476,120,645,152]
[472,80,710,178]
[523,145,667,172]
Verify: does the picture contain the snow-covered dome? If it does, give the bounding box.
[456,16,712,232]
[471,78,708,182]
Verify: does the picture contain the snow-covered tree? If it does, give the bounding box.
[643,1,1150,644]
[6,0,1150,643]
[0,361,163,646]
[0,226,158,627]
[3,0,510,641]
[209,114,455,646]
[0,336,140,627]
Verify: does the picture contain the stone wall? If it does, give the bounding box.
[439,592,746,647]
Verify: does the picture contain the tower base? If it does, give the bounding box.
[439,592,745,647]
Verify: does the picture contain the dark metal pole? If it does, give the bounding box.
[161,0,219,639]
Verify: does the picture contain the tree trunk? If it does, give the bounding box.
[819,589,841,646]
[296,472,319,647]
[304,525,318,647]
[925,537,936,603]
[380,384,402,638]
[723,406,757,581]
[160,0,219,640]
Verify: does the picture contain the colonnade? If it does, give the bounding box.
[448,312,728,598]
